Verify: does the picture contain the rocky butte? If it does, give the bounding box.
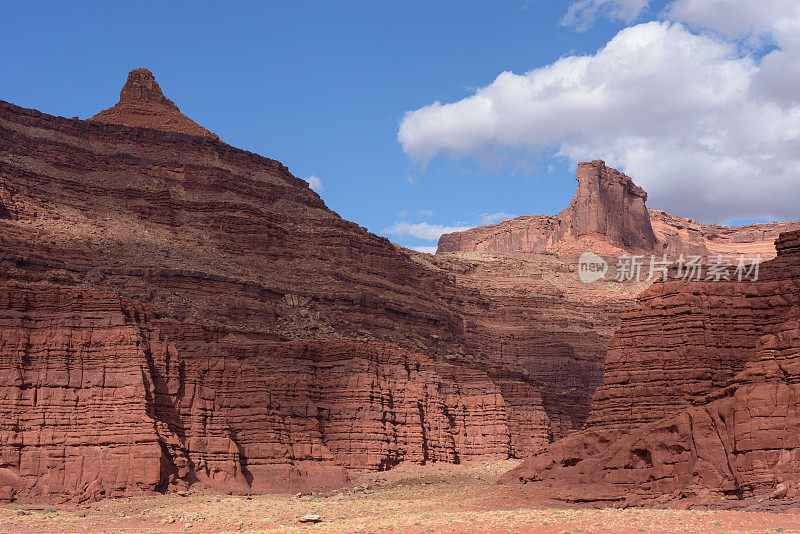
[92,68,218,139]
[439,160,800,259]
[439,154,800,508]
[0,68,633,502]
[0,68,541,501]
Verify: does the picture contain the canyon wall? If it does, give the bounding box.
[503,230,800,507]
[7,68,790,505]
[424,252,645,440]
[0,70,580,501]
[0,281,533,502]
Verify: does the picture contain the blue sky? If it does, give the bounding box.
[2,0,799,252]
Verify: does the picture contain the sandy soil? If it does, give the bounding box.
[2,461,799,533]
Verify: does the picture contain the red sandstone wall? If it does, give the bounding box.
[0,282,543,502]
[0,77,672,503]
[503,230,800,506]
[0,92,590,478]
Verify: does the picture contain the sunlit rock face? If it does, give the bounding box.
[438,160,800,260]
[92,68,218,139]
[0,70,565,501]
[503,230,800,507]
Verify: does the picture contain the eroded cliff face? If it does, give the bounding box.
[0,70,574,501]
[0,93,466,353]
[422,252,645,440]
[650,209,800,259]
[0,281,530,502]
[502,230,800,507]
[438,161,800,259]
[566,161,656,250]
[10,67,790,505]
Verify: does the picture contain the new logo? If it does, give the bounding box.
[578,252,608,283]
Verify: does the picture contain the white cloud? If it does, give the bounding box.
[410,245,438,254]
[398,19,800,222]
[418,209,434,217]
[665,1,800,108]
[383,221,470,241]
[664,0,797,38]
[305,175,323,192]
[563,0,649,31]
[479,212,516,225]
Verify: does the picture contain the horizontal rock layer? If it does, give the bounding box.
[426,252,644,440]
[2,72,732,503]
[438,161,800,259]
[503,229,800,506]
[0,82,598,500]
[0,282,532,502]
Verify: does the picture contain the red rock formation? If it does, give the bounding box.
[0,92,464,350]
[502,230,800,506]
[18,67,782,504]
[92,68,218,139]
[436,215,562,255]
[0,281,527,502]
[0,69,577,501]
[566,161,656,250]
[438,161,800,259]
[425,252,645,440]
[650,209,800,259]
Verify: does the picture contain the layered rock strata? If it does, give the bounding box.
[0,70,575,500]
[423,252,645,440]
[503,230,800,506]
[9,67,786,504]
[438,161,800,259]
[0,282,526,502]
[92,68,218,139]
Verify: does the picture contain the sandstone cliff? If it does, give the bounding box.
[438,161,800,259]
[502,230,800,507]
[7,67,784,505]
[566,161,656,250]
[0,282,525,502]
[0,70,585,501]
[422,252,645,440]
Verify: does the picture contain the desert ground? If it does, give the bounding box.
[2,462,799,534]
